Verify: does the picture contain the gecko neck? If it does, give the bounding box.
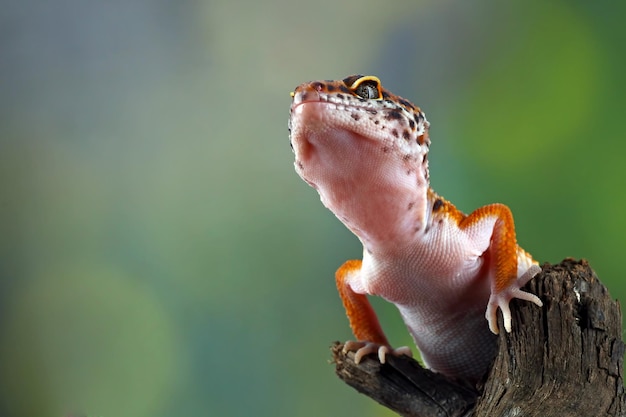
[324,158,432,255]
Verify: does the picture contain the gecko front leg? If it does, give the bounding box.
[336,260,412,363]
[461,203,543,334]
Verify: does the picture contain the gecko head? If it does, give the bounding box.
[288,75,430,186]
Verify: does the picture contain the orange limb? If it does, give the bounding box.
[335,259,389,346]
[459,203,518,293]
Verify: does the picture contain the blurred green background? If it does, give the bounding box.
[1,1,624,416]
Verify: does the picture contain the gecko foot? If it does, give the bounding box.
[486,265,543,334]
[342,340,412,364]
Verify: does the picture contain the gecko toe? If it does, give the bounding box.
[343,340,412,364]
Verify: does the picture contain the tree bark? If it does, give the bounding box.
[331,259,626,417]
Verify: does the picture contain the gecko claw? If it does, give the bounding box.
[343,340,412,364]
[486,266,543,334]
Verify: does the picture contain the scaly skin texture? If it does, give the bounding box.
[288,75,543,383]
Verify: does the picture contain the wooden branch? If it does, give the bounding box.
[331,259,626,417]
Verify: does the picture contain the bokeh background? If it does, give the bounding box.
[1,1,625,416]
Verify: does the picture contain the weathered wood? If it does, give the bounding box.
[331,259,626,417]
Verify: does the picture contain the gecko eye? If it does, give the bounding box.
[354,81,379,99]
[351,76,383,100]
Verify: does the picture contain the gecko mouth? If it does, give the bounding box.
[291,90,384,117]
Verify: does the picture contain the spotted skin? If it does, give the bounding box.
[289,75,543,383]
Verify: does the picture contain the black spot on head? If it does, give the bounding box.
[327,84,336,92]
[342,75,363,86]
[433,199,444,212]
[409,119,415,129]
[385,110,403,120]
[351,113,360,121]
[339,85,351,94]
[374,120,380,125]
[382,91,390,99]
[336,93,345,99]
[399,98,412,108]
[414,113,421,124]
[402,130,410,141]
[391,129,399,138]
